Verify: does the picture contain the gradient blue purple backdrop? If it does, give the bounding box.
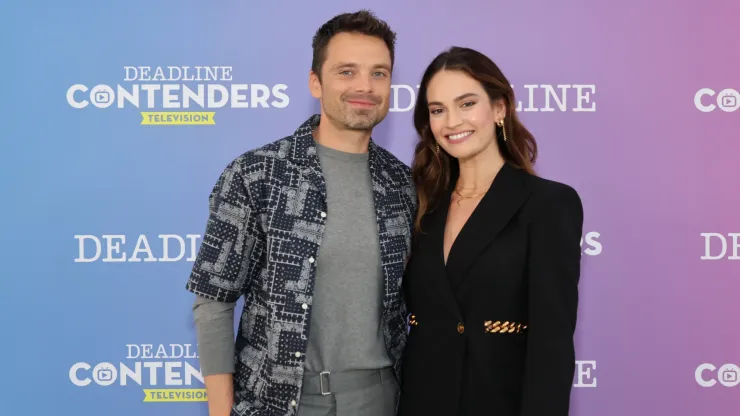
[2,0,738,415]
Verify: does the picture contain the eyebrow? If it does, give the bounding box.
[428,92,480,107]
[331,62,392,72]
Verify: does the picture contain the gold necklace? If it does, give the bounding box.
[453,179,494,206]
[453,188,485,206]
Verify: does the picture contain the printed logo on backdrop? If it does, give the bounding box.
[66,66,290,126]
[694,88,740,112]
[695,363,740,387]
[72,232,602,262]
[74,234,200,263]
[69,348,593,402]
[574,360,597,387]
[581,231,602,256]
[70,343,206,402]
[73,232,601,262]
[700,233,740,260]
[390,84,596,113]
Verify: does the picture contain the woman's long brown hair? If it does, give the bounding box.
[411,46,538,232]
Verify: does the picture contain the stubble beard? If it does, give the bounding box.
[324,99,386,131]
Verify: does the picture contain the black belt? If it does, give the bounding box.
[301,368,394,396]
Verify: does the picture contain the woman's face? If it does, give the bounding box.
[426,69,505,162]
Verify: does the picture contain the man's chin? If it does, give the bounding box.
[342,114,380,130]
[349,118,382,130]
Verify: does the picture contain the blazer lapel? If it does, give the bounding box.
[445,163,532,286]
[422,191,464,320]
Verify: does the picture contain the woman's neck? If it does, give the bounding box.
[455,147,506,190]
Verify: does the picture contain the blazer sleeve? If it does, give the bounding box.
[520,184,584,416]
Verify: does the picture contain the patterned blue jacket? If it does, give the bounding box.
[186,114,416,415]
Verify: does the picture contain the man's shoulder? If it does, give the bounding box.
[237,134,296,163]
[224,135,299,179]
[373,143,412,182]
[372,144,417,209]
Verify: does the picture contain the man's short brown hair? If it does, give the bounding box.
[311,10,396,80]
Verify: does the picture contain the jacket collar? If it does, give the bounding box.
[288,114,390,198]
[289,114,384,167]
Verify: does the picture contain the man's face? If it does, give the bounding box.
[309,32,392,131]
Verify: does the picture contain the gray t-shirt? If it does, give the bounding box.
[303,142,390,372]
[192,141,390,376]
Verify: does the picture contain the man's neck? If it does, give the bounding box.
[313,116,372,154]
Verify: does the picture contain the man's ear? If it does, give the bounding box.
[309,70,322,99]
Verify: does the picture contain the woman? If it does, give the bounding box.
[398,46,584,416]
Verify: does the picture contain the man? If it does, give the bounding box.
[186,10,416,416]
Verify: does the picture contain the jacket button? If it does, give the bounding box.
[457,323,465,334]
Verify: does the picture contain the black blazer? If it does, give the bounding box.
[398,162,584,416]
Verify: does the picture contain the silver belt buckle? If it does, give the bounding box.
[319,371,331,395]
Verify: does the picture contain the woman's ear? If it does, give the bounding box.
[492,98,507,120]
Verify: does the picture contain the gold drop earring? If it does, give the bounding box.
[497,119,507,141]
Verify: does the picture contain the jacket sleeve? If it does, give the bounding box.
[520,184,584,415]
[186,159,264,303]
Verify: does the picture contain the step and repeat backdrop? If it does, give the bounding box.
[2,0,739,415]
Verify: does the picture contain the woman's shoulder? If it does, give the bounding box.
[520,170,583,218]
[526,173,579,198]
